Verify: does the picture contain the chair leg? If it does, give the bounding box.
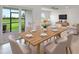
[54,36,57,44]
[50,38,51,41]
[46,40,48,42]
[24,40,27,44]
[55,40,57,44]
[44,51,46,54]
[66,47,68,54]
[69,47,72,54]
[66,46,72,54]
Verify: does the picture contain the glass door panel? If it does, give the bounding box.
[11,13,19,32]
[2,9,10,33]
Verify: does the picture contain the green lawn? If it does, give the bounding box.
[2,18,25,32]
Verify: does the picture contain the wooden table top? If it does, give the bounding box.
[20,27,67,46]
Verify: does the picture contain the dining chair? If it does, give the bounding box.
[44,30,73,54]
[66,34,73,54]
[55,29,73,54]
[76,24,79,34]
[55,30,68,44]
[44,41,67,54]
[8,35,31,54]
[24,26,32,44]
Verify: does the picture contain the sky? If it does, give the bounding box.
[3,9,10,17]
[2,9,25,18]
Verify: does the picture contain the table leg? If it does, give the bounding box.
[36,44,40,54]
[56,34,61,39]
[58,33,61,38]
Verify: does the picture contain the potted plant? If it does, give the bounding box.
[42,24,48,28]
[41,19,49,32]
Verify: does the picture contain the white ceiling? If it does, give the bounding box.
[19,5,79,10]
[42,5,79,9]
[2,5,79,10]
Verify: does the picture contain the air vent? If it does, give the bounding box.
[51,7,59,10]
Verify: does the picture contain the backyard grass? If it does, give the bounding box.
[2,18,25,32]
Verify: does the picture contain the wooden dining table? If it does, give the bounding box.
[20,27,67,53]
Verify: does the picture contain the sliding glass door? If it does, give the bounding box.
[2,8,10,32]
[2,8,19,32]
[2,8,26,33]
[11,9,19,32]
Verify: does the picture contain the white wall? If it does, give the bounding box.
[50,9,67,25]
[41,10,51,19]
[67,8,79,25]
[50,10,59,23]
[32,6,41,29]
[50,7,79,25]
[25,10,33,32]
